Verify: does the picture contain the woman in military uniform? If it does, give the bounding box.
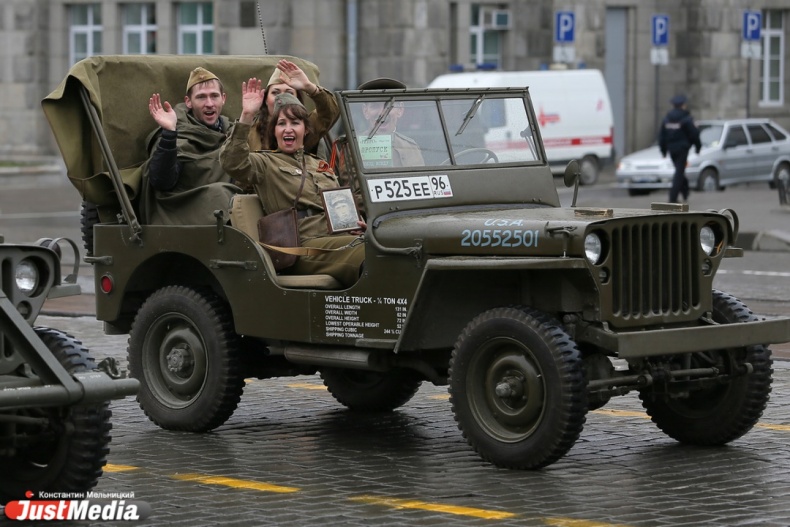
[247,59,339,158]
[220,81,364,288]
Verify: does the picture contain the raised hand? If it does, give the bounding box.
[240,77,264,124]
[149,93,177,131]
[275,59,318,95]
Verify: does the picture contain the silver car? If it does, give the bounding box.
[616,118,790,196]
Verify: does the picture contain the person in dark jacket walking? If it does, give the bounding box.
[659,94,702,204]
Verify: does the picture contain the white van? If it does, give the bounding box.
[428,69,614,184]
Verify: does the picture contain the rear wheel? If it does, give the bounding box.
[0,328,111,504]
[449,307,587,469]
[639,290,773,445]
[321,368,422,411]
[697,167,720,192]
[627,189,652,197]
[128,286,244,432]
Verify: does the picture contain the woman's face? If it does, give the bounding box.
[266,83,298,113]
[274,109,306,154]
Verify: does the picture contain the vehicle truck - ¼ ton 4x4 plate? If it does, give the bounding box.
[0,236,139,504]
[43,55,790,469]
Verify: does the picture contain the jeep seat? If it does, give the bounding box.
[228,194,343,290]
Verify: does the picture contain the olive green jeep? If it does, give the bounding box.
[44,55,790,469]
[0,236,138,503]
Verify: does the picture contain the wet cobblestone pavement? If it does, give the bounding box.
[4,315,788,527]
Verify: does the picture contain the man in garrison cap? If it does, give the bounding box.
[658,94,702,204]
[141,67,241,225]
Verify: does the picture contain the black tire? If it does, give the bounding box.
[321,368,422,411]
[80,201,100,258]
[627,189,652,197]
[579,155,599,185]
[449,307,587,469]
[128,286,244,432]
[639,290,773,445]
[697,167,719,192]
[0,328,111,504]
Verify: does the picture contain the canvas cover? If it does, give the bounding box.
[41,54,322,209]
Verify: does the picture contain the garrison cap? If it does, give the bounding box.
[267,67,289,87]
[272,92,305,114]
[186,67,219,94]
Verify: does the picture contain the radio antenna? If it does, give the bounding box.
[257,2,269,54]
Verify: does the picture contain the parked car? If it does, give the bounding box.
[616,118,790,196]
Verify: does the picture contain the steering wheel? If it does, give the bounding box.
[440,148,499,165]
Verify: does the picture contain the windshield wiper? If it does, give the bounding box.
[455,95,484,136]
[367,99,395,139]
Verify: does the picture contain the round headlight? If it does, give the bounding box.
[700,225,716,255]
[584,233,603,264]
[15,259,39,294]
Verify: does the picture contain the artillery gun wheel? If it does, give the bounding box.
[639,290,773,445]
[0,328,111,504]
[449,307,588,469]
[128,286,244,432]
[321,368,422,411]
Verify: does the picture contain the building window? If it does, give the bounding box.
[760,10,784,106]
[122,3,157,54]
[69,4,102,65]
[178,2,214,55]
[469,4,509,69]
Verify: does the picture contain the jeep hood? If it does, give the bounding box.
[372,205,732,257]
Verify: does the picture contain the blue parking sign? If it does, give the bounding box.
[555,11,575,43]
[652,15,669,46]
[743,11,761,41]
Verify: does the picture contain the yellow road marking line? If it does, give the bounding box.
[350,495,516,520]
[757,423,790,431]
[104,463,139,473]
[172,474,299,493]
[428,394,450,400]
[544,517,632,527]
[592,409,649,419]
[288,382,328,390]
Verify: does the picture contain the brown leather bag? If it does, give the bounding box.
[257,207,299,271]
[256,153,308,271]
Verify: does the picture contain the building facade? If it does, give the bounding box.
[1,0,789,161]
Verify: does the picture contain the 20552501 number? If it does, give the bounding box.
[460,229,540,248]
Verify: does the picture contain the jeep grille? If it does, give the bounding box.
[610,220,701,322]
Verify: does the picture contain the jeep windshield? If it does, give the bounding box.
[345,90,544,169]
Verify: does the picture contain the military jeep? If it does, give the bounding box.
[0,236,138,503]
[44,55,790,469]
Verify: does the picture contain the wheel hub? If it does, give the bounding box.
[495,374,525,400]
[166,344,194,375]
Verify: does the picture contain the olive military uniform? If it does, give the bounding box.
[141,103,240,225]
[220,121,364,287]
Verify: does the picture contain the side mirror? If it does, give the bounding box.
[564,160,581,207]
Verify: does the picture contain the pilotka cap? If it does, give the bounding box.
[272,92,306,114]
[186,67,219,94]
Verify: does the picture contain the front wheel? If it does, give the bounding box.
[697,167,720,192]
[449,307,587,469]
[321,368,422,411]
[128,286,244,432]
[639,290,773,445]
[0,328,111,504]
